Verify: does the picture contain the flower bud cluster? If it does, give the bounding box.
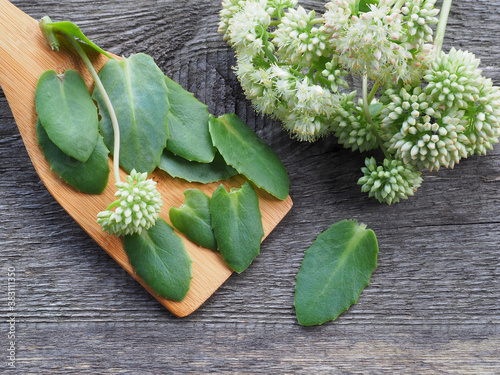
[381,85,468,171]
[97,170,163,237]
[332,94,379,152]
[358,157,423,205]
[273,7,331,67]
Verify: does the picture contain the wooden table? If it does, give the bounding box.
[1,0,499,373]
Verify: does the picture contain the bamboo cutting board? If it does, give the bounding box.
[0,0,293,317]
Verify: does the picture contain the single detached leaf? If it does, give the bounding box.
[35,69,99,163]
[159,149,237,183]
[37,119,110,194]
[210,182,264,273]
[123,218,193,302]
[170,189,217,250]
[165,76,215,163]
[208,114,289,200]
[294,220,378,326]
[94,53,169,175]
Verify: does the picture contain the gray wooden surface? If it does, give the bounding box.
[1,0,499,373]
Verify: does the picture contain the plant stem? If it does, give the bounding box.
[362,76,391,159]
[393,0,406,11]
[64,35,121,184]
[367,82,380,105]
[434,0,453,55]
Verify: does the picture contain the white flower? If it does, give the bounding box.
[273,6,331,66]
[226,0,272,57]
[97,169,162,236]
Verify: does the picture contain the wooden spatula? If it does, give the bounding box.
[0,0,293,317]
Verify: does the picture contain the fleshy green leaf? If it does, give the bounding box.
[294,220,378,326]
[159,149,237,183]
[94,53,169,175]
[170,189,217,250]
[37,119,110,194]
[208,114,289,200]
[35,69,99,163]
[123,218,193,302]
[358,0,378,13]
[164,76,215,163]
[210,182,264,273]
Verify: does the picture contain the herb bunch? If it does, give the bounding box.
[219,0,500,204]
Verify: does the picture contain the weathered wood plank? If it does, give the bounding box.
[1,0,500,373]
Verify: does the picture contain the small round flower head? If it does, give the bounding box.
[331,93,379,152]
[400,0,439,49]
[381,85,467,171]
[358,157,423,205]
[97,170,163,237]
[273,6,331,67]
[459,77,500,155]
[424,48,483,109]
[281,77,342,141]
[225,0,272,58]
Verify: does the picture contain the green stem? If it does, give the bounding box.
[434,0,453,55]
[367,82,380,105]
[362,76,390,159]
[64,35,121,184]
[392,0,406,11]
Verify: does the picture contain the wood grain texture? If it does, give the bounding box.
[0,0,499,373]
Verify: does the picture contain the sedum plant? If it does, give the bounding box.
[219,0,500,204]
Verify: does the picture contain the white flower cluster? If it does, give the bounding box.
[332,93,380,152]
[273,7,331,67]
[220,0,500,203]
[97,169,163,237]
[324,0,438,83]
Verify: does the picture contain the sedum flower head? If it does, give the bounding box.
[381,85,467,171]
[424,48,483,109]
[358,156,423,205]
[273,6,331,67]
[423,48,500,156]
[400,0,439,49]
[281,77,342,141]
[459,77,500,155]
[225,0,272,58]
[331,93,379,152]
[324,0,413,83]
[97,169,163,237]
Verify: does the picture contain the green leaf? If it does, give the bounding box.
[158,149,237,183]
[35,69,99,163]
[123,218,193,302]
[210,182,264,273]
[170,189,217,250]
[37,119,110,194]
[294,220,378,326]
[94,53,169,175]
[164,76,215,163]
[208,114,289,200]
[39,17,113,59]
[369,102,383,118]
[358,0,378,13]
